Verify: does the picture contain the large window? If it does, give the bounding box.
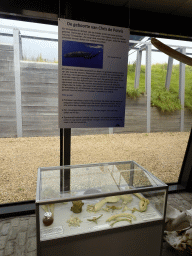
[0,19,59,204]
[0,19,191,205]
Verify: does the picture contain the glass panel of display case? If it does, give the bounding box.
[39,189,166,241]
[110,163,164,188]
[37,161,165,202]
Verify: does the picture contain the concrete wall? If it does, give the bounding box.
[0,43,191,138]
[0,44,17,137]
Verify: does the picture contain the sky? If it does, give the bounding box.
[0,18,192,65]
[0,18,58,62]
[129,36,192,66]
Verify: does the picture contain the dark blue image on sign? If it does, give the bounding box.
[62,41,103,69]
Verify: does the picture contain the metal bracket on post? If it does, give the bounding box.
[179,47,186,132]
[19,32,23,60]
[146,44,151,133]
[60,128,71,192]
[60,128,64,193]
[13,28,22,137]
[64,128,71,191]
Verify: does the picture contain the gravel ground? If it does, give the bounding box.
[0,132,190,203]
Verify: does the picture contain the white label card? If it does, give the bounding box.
[41,226,63,238]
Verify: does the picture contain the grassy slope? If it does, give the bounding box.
[22,58,192,113]
[127,63,192,112]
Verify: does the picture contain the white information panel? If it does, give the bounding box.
[58,18,130,128]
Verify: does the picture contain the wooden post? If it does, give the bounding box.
[13,29,22,137]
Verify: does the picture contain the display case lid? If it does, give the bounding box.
[36,161,167,204]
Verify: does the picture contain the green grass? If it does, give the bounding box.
[23,53,58,63]
[127,63,192,113]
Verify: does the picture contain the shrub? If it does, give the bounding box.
[127,88,144,99]
[151,89,181,112]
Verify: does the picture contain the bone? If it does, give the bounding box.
[165,212,190,231]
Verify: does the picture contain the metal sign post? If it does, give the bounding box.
[59,1,72,194]
[60,128,71,192]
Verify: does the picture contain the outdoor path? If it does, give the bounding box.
[0,192,192,255]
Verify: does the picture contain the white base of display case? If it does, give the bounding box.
[39,221,164,256]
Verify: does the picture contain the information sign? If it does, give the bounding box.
[58,18,130,128]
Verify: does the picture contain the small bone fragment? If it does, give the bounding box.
[88,197,116,212]
[134,193,149,210]
[165,212,190,231]
[185,228,192,239]
[94,196,121,211]
[91,195,133,212]
[86,204,95,212]
[134,193,149,205]
[71,200,84,213]
[165,205,181,222]
[106,196,121,203]
[120,194,133,204]
[87,214,103,224]
[181,235,188,243]
[186,239,192,247]
[110,218,132,227]
[132,194,149,212]
[122,206,130,212]
[41,205,49,213]
[67,215,82,227]
[139,198,149,211]
[102,205,122,212]
[133,193,143,200]
[172,212,189,228]
[94,198,109,212]
[106,213,136,222]
[41,204,55,217]
[164,225,192,251]
[49,204,55,217]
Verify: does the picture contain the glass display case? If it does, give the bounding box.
[36,161,168,256]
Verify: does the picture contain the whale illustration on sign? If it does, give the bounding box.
[64,51,101,59]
